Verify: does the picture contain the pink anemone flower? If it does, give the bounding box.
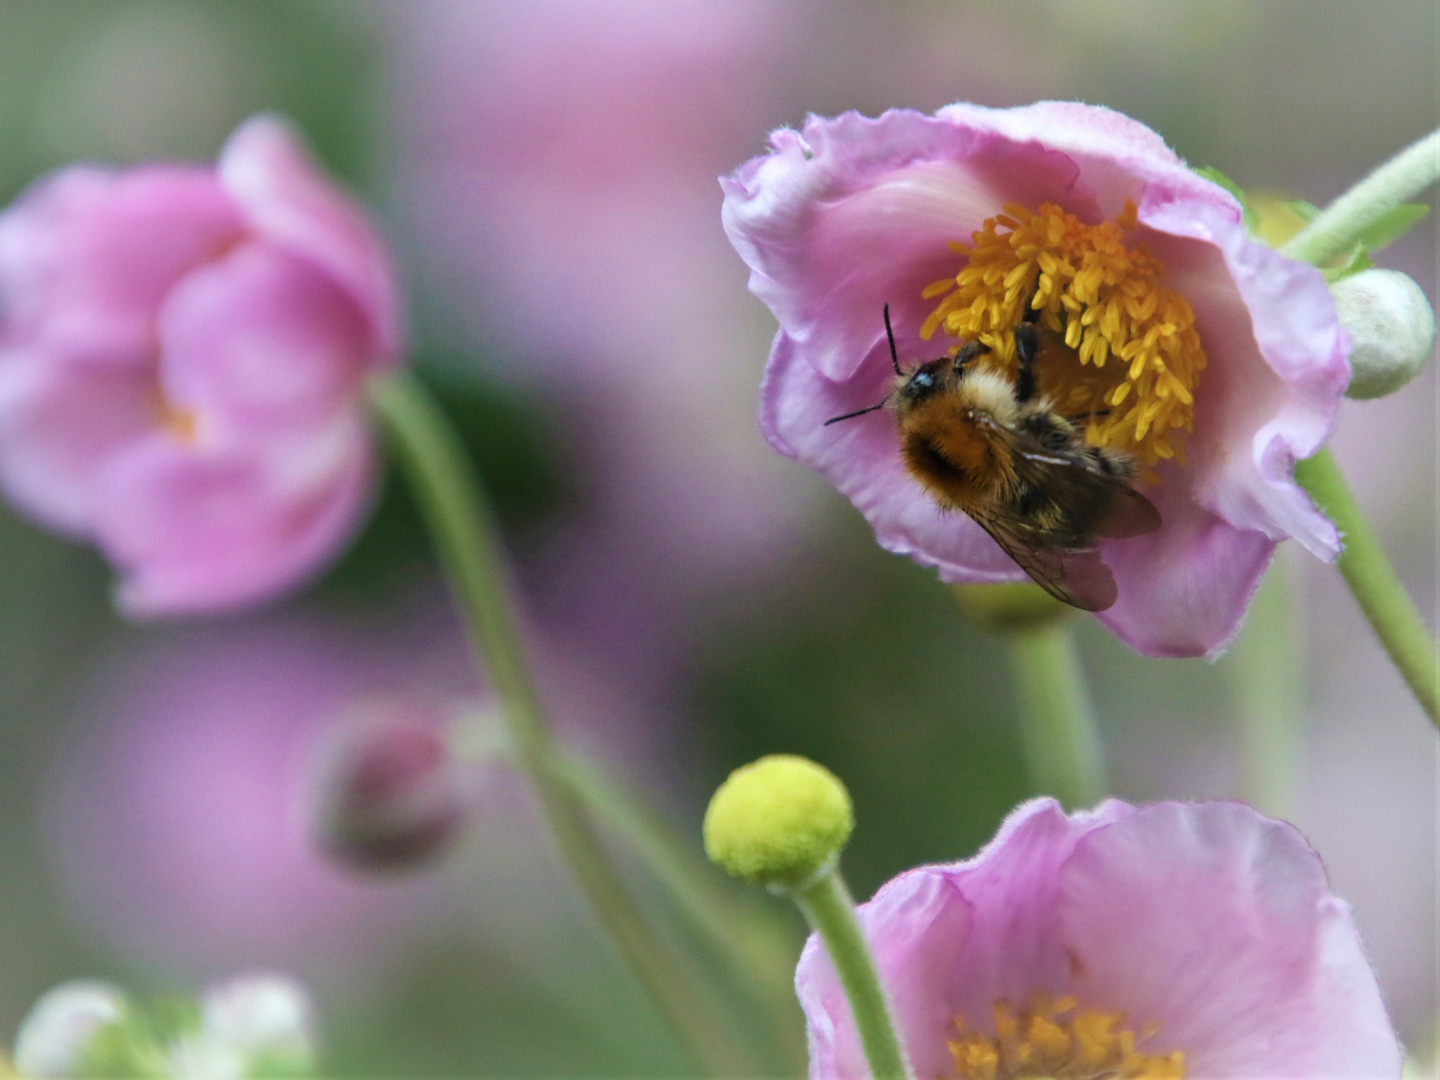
[0,114,401,616]
[798,799,1399,1080]
[722,102,1348,657]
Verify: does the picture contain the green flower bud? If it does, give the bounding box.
[1335,269,1436,400]
[953,582,1070,631]
[703,755,853,891]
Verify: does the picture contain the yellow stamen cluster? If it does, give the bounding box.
[151,389,198,443]
[920,200,1205,467]
[949,996,1186,1080]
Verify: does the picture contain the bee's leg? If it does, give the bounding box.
[953,340,991,371]
[1013,322,1040,403]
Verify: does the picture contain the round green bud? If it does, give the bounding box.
[703,755,853,891]
[954,582,1070,631]
[1333,269,1436,400]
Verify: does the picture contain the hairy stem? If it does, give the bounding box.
[369,371,741,1075]
[793,868,911,1080]
[1226,556,1303,818]
[1005,621,1109,808]
[1295,448,1438,727]
[1281,129,1439,266]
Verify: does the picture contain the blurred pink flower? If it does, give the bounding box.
[799,798,1399,1080]
[389,0,818,716]
[0,114,401,616]
[46,616,455,976]
[723,103,1350,657]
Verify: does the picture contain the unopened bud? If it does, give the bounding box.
[703,754,853,891]
[313,701,469,872]
[1334,269,1436,400]
[13,981,127,1078]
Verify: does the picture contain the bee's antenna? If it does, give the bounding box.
[882,304,902,376]
[824,398,891,426]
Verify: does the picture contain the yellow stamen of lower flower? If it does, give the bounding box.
[920,200,1206,468]
[948,996,1186,1080]
[150,388,198,443]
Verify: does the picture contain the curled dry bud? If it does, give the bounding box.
[1334,268,1436,399]
[312,700,470,873]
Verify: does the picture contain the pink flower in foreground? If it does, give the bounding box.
[0,114,401,615]
[722,103,1348,657]
[799,799,1399,1080]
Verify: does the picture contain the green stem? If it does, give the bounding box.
[792,869,910,1080]
[1225,556,1302,818]
[545,752,808,1074]
[368,371,735,1076]
[1294,448,1439,727]
[551,752,803,983]
[1004,621,1108,809]
[1280,129,1439,266]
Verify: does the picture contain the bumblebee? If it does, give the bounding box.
[826,306,1162,611]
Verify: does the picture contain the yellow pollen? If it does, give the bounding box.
[150,389,199,443]
[920,200,1205,468]
[948,996,1186,1080]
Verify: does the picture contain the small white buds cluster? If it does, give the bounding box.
[13,981,127,1078]
[1333,269,1436,399]
[10,972,316,1078]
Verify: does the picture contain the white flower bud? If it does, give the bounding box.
[1334,269,1436,399]
[13,981,128,1077]
[198,972,315,1066]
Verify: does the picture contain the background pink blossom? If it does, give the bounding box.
[0,114,398,616]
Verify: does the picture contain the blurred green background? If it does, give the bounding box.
[0,1,1434,1075]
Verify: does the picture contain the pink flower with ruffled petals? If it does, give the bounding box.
[0,114,401,616]
[798,799,1399,1080]
[722,102,1349,657]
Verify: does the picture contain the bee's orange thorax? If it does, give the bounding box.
[898,390,1013,510]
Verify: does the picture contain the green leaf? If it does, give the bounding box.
[1285,200,1321,223]
[1354,203,1430,252]
[1323,244,1376,283]
[1195,166,1259,233]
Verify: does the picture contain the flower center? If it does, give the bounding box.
[150,388,198,443]
[919,200,1205,468]
[949,996,1185,1080]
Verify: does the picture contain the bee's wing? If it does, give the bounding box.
[1092,482,1162,540]
[965,423,1163,611]
[967,507,1120,612]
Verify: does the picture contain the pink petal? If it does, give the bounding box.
[722,109,1093,384]
[0,354,159,535]
[157,241,372,438]
[0,166,244,363]
[796,799,1133,1079]
[219,115,402,366]
[1060,802,1401,1078]
[94,420,373,616]
[797,867,972,1080]
[930,799,1134,1029]
[760,330,1026,581]
[1140,200,1346,562]
[1098,464,1276,659]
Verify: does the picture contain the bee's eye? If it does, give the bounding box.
[913,373,933,388]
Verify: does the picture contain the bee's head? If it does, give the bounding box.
[896,357,962,407]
